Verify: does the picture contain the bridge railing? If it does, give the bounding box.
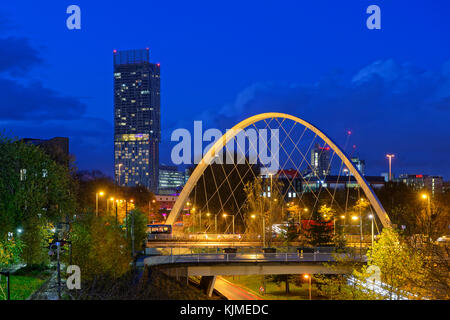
[149,246,368,257]
[145,251,366,265]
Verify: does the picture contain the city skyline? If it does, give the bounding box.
[0,1,448,304]
[0,1,449,179]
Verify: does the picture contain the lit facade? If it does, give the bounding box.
[158,165,186,194]
[396,174,443,195]
[310,143,331,177]
[113,49,160,192]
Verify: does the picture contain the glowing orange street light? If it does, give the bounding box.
[107,197,115,214]
[304,274,312,300]
[96,191,105,217]
[386,154,395,181]
[420,193,432,223]
[222,213,235,234]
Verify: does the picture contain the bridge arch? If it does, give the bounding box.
[166,112,392,228]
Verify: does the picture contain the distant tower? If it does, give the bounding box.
[311,143,331,177]
[113,49,160,192]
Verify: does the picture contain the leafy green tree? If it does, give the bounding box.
[304,209,333,247]
[361,228,428,299]
[0,135,76,265]
[267,274,295,294]
[243,176,284,246]
[70,214,131,280]
[0,237,23,270]
[126,209,148,254]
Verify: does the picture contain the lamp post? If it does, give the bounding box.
[223,213,234,235]
[190,207,196,232]
[340,215,346,234]
[115,199,119,224]
[262,214,265,248]
[215,213,218,234]
[421,193,432,241]
[251,214,264,246]
[386,154,395,181]
[125,199,134,237]
[107,197,114,215]
[206,212,211,232]
[95,191,104,217]
[368,214,374,248]
[304,274,312,300]
[299,207,308,234]
[352,215,362,256]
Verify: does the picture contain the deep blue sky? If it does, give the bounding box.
[0,1,449,179]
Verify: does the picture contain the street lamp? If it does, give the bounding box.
[386,154,395,181]
[214,213,218,234]
[420,193,432,240]
[351,215,363,257]
[96,191,105,217]
[251,214,264,245]
[304,274,312,300]
[206,212,211,232]
[107,197,114,214]
[223,213,235,235]
[368,214,374,248]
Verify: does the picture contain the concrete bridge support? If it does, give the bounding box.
[199,276,217,297]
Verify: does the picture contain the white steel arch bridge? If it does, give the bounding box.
[166,112,392,231]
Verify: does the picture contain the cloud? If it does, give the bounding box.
[0,37,43,75]
[0,25,109,173]
[0,117,113,172]
[171,59,450,178]
[0,78,87,121]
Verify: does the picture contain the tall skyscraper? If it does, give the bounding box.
[113,49,160,192]
[310,143,331,177]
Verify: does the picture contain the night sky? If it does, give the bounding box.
[0,1,449,179]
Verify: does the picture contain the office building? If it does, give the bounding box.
[159,165,186,194]
[22,137,69,167]
[113,48,160,192]
[351,156,365,175]
[311,143,331,177]
[396,174,443,195]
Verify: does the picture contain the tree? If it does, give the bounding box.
[243,176,284,246]
[0,135,76,265]
[314,252,381,300]
[304,209,333,247]
[126,209,148,255]
[0,237,23,270]
[361,228,428,299]
[70,214,131,281]
[267,274,295,295]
